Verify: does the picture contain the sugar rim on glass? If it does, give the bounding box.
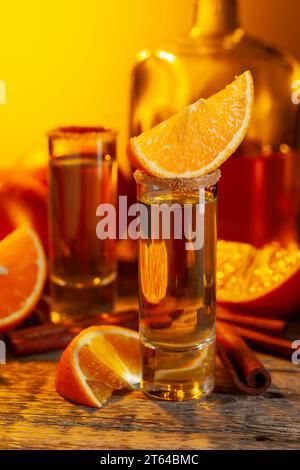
[47,126,117,140]
[134,169,221,191]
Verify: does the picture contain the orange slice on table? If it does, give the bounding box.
[56,326,141,408]
[217,240,300,318]
[127,71,254,178]
[0,225,46,332]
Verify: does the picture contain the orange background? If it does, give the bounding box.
[0,0,299,171]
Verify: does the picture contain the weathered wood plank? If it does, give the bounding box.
[0,352,299,450]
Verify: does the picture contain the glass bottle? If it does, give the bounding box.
[129,0,300,248]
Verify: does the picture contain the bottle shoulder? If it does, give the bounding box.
[133,32,300,74]
[237,35,300,69]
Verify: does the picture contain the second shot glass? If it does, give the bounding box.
[48,127,118,324]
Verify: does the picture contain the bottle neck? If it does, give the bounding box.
[190,0,241,37]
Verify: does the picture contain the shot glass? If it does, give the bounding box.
[134,169,220,401]
[48,127,118,324]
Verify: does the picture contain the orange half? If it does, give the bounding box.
[217,240,300,317]
[127,71,254,178]
[0,225,47,332]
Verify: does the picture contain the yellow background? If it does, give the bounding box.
[0,0,299,170]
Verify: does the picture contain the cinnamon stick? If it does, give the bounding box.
[217,307,288,338]
[232,324,297,358]
[7,310,138,356]
[8,308,296,361]
[217,322,272,395]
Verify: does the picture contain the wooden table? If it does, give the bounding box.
[0,349,299,450]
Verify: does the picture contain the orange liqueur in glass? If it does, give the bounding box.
[218,143,298,247]
[48,128,117,324]
[135,172,219,401]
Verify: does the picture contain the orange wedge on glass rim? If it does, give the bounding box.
[127,71,254,178]
[56,326,141,408]
[0,225,47,332]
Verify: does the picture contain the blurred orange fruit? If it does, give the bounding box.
[0,226,47,332]
[217,240,300,318]
[127,71,254,178]
[17,149,48,187]
[0,169,48,248]
[56,326,141,408]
